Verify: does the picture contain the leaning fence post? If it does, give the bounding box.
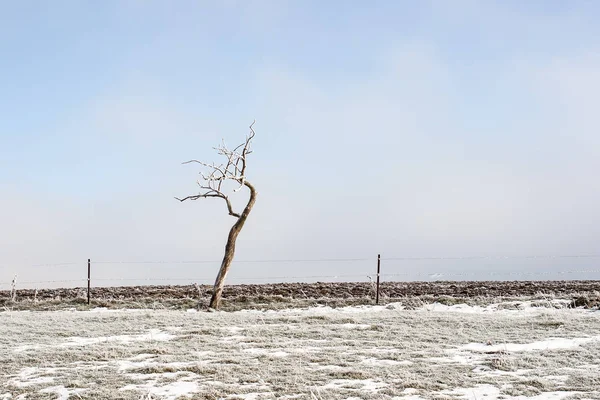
[87,259,91,305]
[376,254,381,305]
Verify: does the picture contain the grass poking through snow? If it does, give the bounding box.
[0,300,599,399]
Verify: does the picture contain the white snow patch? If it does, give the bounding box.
[472,365,532,377]
[121,381,198,399]
[361,357,412,366]
[225,393,273,400]
[444,384,580,400]
[307,364,345,371]
[421,300,574,314]
[401,388,419,394]
[322,378,386,392]
[459,336,599,353]
[340,323,372,330]
[8,367,56,387]
[39,386,86,400]
[242,348,289,357]
[89,307,151,313]
[365,346,401,354]
[60,329,176,347]
[126,371,190,382]
[224,326,244,334]
[220,335,247,342]
[433,336,600,366]
[235,303,391,316]
[13,344,42,353]
[391,388,426,400]
[15,330,176,352]
[422,303,493,313]
[543,375,570,384]
[289,346,322,353]
[428,353,481,365]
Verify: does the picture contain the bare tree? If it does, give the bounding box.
[176,122,257,310]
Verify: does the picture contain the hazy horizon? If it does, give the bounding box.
[1,1,599,289]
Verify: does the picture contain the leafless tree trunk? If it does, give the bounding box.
[177,122,257,310]
[10,275,17,302]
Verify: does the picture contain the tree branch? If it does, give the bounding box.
[176,121,256,219]
[175,193,241,218]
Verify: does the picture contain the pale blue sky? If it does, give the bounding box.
[1,1,599,288]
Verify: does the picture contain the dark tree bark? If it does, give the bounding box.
[209,181,257,309]
[177,122,257,310]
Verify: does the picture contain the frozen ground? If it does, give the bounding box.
[2,281,600,311]
[1,300,599,399]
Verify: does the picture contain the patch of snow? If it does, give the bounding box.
[8,367,56,387]
[129,353,157,361]
[544,375,570,384]
[421,300,575,314]
[242,348,289,357]
[422,303,493,313]
[428,353,481,365]
[16,330,176,353]
[435,335,600,367]
[220,335,247,342]
[39,386,86,400]
[89,307,151,313]
[340,323,371,330]
[365,346,401,354]
[307,364,345,371]
[322,378,386,392]
[472,365,532,377]
[125,371,191,382]
[402,388,419,394]
[224,326,244,333]
[289,346,322,353]
[0,393,11,400]
[13,344,42,353]
[390,388,426,400]
[235,303,391,316]
[225,393,273,400]
[444,384,580,400]
[459,336,600,353]
[60,329,176,347]
[89,307,110,312]
[121,381,199,399]
[361,357,412,366]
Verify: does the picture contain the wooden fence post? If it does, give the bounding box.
[376,254,381,305]
[87,259,91,305]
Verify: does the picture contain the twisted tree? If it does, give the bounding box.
[177,122,257,310]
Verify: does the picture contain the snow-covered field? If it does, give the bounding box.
[1,300,599,399]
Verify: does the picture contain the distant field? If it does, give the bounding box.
[1,280,599,311]
[1,298,600,399]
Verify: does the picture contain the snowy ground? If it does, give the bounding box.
[1,300,599,399]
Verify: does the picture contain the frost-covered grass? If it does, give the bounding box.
[1,301,599,399]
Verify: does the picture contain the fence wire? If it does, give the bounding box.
[1,255,599,289]
[4,254,600,270]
